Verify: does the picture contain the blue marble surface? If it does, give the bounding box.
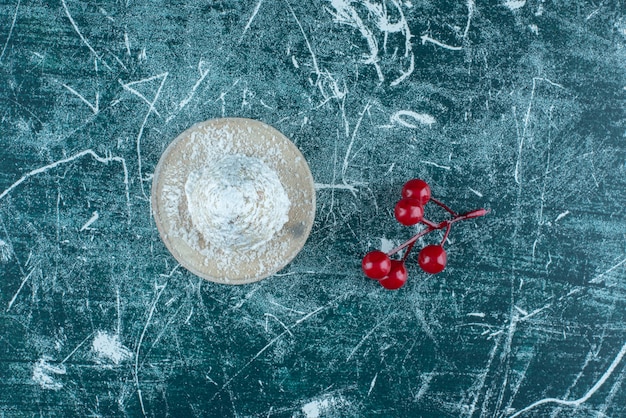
[0,1,625,416]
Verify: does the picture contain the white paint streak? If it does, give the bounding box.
[417,372,434,400]
[514,305,528,316]
[314,183,358,193]
[116,286,122,335]
[391,110,436,128]
[327,0,384,82]
[178,61,210,109]
[420,34,462,51]
[185,307,194,324]
[342,102,371,181]
[519,303,551,322]
[210,296,341,401]
[515,77,565,186]
[420,160,451,170]
[0,149,130,222]
[554,210,570,223]
[6,265,36,311]
[99,7,114,22]
[120,73,168,198]
[0,0,20,63]
[468,334,502,417]
[390,53,415,86]
[269,301,305,315]
[327,0,415,85]
[463,0,475,39]
[124,32,131,56]
[61,0,111,70]
[264,313,293,337]
[294,305,327,325]
[368,372,378,396]
[135,283,167,415]
[373,0,415,86]
[347,318,386,361]
[61,332,95,364]
[590,257,626,284]
[469,187,483,197]
[509,340,626,417]
[80,211,99,231]
[240,0,264,43]
[285,0,322,85]
[60,82,99,114]
[93,331,133,365]
[119,74,165,117]
[233,285,261,309]
[515,78,539,184]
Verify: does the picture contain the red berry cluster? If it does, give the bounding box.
[362,179,489,290]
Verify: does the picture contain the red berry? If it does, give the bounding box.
[362,251,391,280]
[402,179,431,205]
[394,198,424,226]
[418,245,447,274]
[379,260,408,289]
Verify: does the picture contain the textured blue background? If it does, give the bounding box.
[0,1,625,416]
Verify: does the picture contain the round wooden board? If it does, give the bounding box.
[151,118,316,284]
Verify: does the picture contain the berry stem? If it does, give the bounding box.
[386,207,489,258]
[430,197,458,216]
[451,208,491,224]
[402,241,417,262]
[459,208,491,219]
[386,226,434,257]
[440,225,451,246]
[420,218,439,229]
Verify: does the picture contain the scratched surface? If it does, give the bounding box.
[0,0,625,417]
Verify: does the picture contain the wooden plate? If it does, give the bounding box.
[151,118,316,284]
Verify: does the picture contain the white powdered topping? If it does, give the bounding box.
[185,154,290,251]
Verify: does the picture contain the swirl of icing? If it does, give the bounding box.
[185,154,290,251]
